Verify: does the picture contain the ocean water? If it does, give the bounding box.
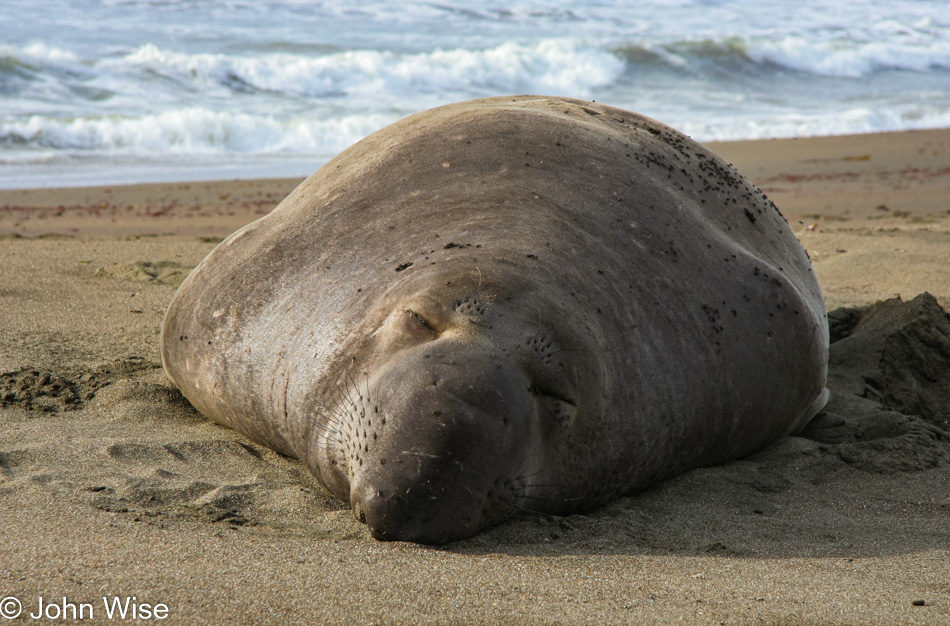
[2,0,949,188]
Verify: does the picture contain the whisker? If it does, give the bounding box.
[340,379,359,412]
[363,368,373,404]
[329,384,354,416]
[546,347,590,356]
[311,413,341,431]
[510,467,550,483]
[312,399,346,426]
[372,369,388,417]
[345,370,363,402]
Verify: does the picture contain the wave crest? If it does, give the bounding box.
[614,33,950,78]
[0,108,395,158]
[110,39,624,99]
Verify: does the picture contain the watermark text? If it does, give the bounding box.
[0,596,169,620]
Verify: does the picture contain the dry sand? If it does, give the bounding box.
[1,129,948,625]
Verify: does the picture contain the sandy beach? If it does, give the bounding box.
[1,129,948,624]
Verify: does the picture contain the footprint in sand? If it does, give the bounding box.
[97,261,193,287]
[0,369,95,412]
[1,359,345,536]
[94,438,342,532]
[0,357,157,413]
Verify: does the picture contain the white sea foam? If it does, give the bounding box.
[745,36,950,78]
[0,108,395,160]
[109,39,625,100]
[676,107,950,142]
[0,42,79,65]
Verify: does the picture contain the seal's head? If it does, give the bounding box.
[307,268,598,544]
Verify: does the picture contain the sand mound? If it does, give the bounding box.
[826,292,950,431]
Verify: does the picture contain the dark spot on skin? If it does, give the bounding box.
[395,262,413,272]
[744,208,756,223]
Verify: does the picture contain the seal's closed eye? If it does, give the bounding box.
[366,307,442,355]
[530,386,578,429]
[403,309,439,336]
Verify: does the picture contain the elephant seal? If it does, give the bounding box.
[161,96,829,544]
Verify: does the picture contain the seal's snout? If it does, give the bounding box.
[347,406,506,544]
[347,339,537,544]
[349,472,470,544]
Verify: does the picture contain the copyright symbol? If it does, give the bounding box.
[0,597,21,619]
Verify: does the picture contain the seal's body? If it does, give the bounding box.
[161,96,829,544]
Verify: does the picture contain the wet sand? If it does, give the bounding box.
[1,129,948,624]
